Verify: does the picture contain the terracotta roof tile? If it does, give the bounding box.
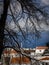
[10,57,30,64]
[36,46,48,49]
[40,57,49,60]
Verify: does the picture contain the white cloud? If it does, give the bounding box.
[41,0,49,5]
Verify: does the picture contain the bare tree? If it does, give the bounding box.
[0,0,49,65]
[4,0,49,49]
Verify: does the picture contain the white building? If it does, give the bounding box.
[35,46,48,55]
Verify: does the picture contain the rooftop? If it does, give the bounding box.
[36,46,48,49]
[10,57,30,64]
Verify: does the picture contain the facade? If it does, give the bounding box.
[35,46,48,55]
[40,56,49,65]
[2,48,35,65]
[2,46,49,65]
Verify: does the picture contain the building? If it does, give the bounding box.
[35,46,48,55]
[10,57,30,65]
[40,56,49,65]
[2,48,35,65]
[2,47,49,65]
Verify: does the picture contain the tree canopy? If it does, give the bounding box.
[0,0,49,59]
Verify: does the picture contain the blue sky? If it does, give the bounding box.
[22,0,49,48]
[5,0,49,48]
[22,31,49,48]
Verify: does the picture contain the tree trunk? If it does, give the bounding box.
[0,0,10,59]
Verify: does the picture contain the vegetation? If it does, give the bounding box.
[0,0,49,64]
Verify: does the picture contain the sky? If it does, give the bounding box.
[4,0,49,48]
[30,0,49,47]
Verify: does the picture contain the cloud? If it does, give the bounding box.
[41,0,49,5]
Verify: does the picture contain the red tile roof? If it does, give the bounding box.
[3,49,35,54]
[36,46,48,49]
[40,57,49,60]
[10,57,30,64]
